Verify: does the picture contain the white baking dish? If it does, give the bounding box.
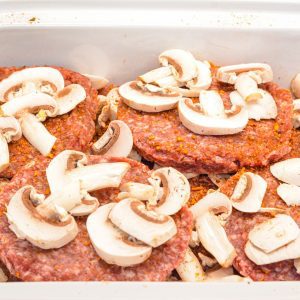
[0,1,300,299]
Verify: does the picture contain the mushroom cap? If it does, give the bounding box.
[109,198,177,248]
[6,186,78,249]
[291,73,300,99]
[292,99,300,129]
[19,113,57,156]
[92,120,133,158]
[83,74,109,90]
[150,167,190,215]
[0,116,22,142]
[230,172,267,213]
[55,84,86,115]
[178,98,248,135]
[118,182,155,201]
[119,81,182,113]
[270,158,300,186]
[1,92,58,119]
[216,63,273,84]
[277,183,300,206]
[0,67,65,101]
[248,214,300,254]
[186,60,212,91]
[87,203,152,267]
[159,49,198,82]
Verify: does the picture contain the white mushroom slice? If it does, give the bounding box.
[208,174,231,188]
[258,207,286,214]
[19,113,56,156]
[6,185,78,249]
[248,214,299,253]
[195,211,236,268]
[189,230,200,248]
[106,88,120,121]
[87,203,152,267]
[292,99,300,128]
[153,75,183,88]
[0,67,65,101]
[178,98,248,135]
[176,248,205,282]
[0,134,9,173]
[128,149,142,162]
[199,90,225,117]
[186,61,212,91]
[230,172,267,213]
[92,120,133,157]
[182,172,199,180]
[119,81,182,113]
[291,73,300,98]
[216,63,273,84]
[245,234,300,265]
[109,198,177,248]
[69,191,99,216]
[0,268,8,282]
[83,74,109,90]
[190,191,232,222]
[230,90,277,121]
[270,158,300,186]
[1,92,58,120]
[294,258,300,274]
[138,66,172,84]
[169,87,201,98]
[55,84,86,115]
[234,73,262,103]
[217,275,252,283]
[198,252,217,268]
[206,267,234,280]
[277,184,300,206]
[150,167,190,215]
[46,150,130,193]
[159,49,198,82]
[118,182,155,201]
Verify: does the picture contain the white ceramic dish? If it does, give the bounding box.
[0,1,300,299]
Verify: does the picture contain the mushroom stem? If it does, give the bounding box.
[138,66,173,84]
[19,113,56,156]
[195,211,236,268]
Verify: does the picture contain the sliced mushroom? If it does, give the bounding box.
[270,158,300,186]
[159,49,198,82]
[46,150,130,194]
[230,172,267,213]
[1,92,58,120]
[294,258,300,274]
[208,174,231,188]
[249,214,299,254]
[195,211,237,268]
[6,185,78,249]
[190,191,232,222]
[83,74,109,90]
[198,252,217,268]
[109,198,177,248]
[245,233,300,265]
[19,113,56,156]
[153,75,183,88]
[292,99,300,128]
[215,275,252,283]
[291,73,300,98]
[119,81,182,113]
[176,248,205,282]
[199,90,226,117]
[216,63,273,85]
[92,120,133,157]
[186,61,212,91]
[189,230,200,248]
[150,167,190,215]
[69,190,99,216]
[118,182,155,201]
[277,183,300,206]
[230,89,277,121]
[106,88,120,121]
[0,116,22,172]
[55,84,86,115]
[205,267,234,281]
[178,97,248,135]
[138,66,173,84]
[87,203,152,267]
[0,67,65,101]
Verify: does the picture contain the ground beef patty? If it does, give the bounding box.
[0,66,98,178]
[220,161,300,280]
[118,79,293,174]
[0,156,193,281]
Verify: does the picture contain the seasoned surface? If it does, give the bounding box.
[118,79,293,174]
[0,156,193,281]
[0,66,99,178]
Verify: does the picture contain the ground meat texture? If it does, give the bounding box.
[220,165,300,281]
[0,66,99,178]
[0,156,193,281]
[118,78,293,174]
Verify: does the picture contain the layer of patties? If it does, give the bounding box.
[118,71,293,175]
[0,156,193,281]
[0,66,98,178]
